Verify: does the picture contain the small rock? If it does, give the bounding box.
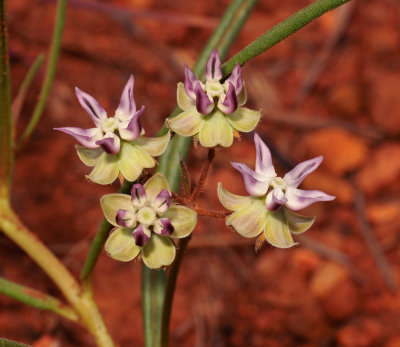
[310,262,349,299]
[291,249,321,276]
[328,83,362,117]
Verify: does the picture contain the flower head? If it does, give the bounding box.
[101,173,197,269]
[166,49,261,148]
[55,75,170,185]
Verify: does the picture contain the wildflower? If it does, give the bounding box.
[166,49,261,148]
[218,133,335,248]
[101,173,197,269]
[55,75,170,185]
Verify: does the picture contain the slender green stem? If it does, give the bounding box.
[0,277,78,321]
[0,338,30,347]
[0,0,12,188]
[17,0,67,148]
[142,265,154,347]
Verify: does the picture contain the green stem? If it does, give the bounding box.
[142,265,154,347]
[0,338,30,347]
[17,0,67,148]
[0,277,78,321]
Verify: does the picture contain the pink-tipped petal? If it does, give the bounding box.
[284,156,323,188]
[265,188,288,211]
[131,184,147,208]
[194,83,213,115]
[218,82,238,114]
[95,134,121,154]
[132,224,151,247]
[205,49,222,81]
[231,162,270,197]
[119,106,144,141]
[226,63,243,94]
[284,187,335,211]
[75,87,107,125]
[254,133,276,177]
[115,75,136,119]
[184,64,199,99]
[152,189,171,215]
[116,209,136,228]
[55,127,102,148]
[154,218,174,236]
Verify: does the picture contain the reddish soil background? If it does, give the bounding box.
[2,0,400,346]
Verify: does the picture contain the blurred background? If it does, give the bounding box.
[1,0,400,346]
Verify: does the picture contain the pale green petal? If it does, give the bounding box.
[105,228,141,262]
[217,183,251,211]
[119,142,155,182]
[166,107,202,137]
[226,107,261,133]
[144,173,171,203]
[100,193,134,227]
[198,110,233,148]
[177,82,195,111]
[264,209,297,249]
[226,198,267,238]
[284,209,315,234]
[142,234,176,269]
[86,152,119,185]
[163,205,197,238]
[237,84,247,106]
[133,131,171,157]
[76,146,103,167]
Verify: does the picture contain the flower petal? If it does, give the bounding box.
[285,187,335,211]
[118,142,155,182]
[142,234,176,269]
[225,63,243,94]
[283,209,315,234]
[101,193,134,227]
[198,110,233,148]
[163,205,197,238]
[226,107,261,133]
[118,106,144,141]
[133,131,171,157]
[218,82,238,114]
[284,156,323,188]
[143,173,171,203]
[132,224,151,247]
[166,108,202,137]
[217,183,251,211]
[105,227,141,262]
[131,184,147,208]
[184,64,199,99]
[177,82,195,111]
[55,127,102,148]
[236,84,247,106]
[206,49,222,81]
[154,218,174,236]
[254,133,276,177]
[95,133,121,154]
[264,210,297,249]
[265,188,288,211]
[75,146,103,167]
[75,87,107,125]
[152,189,171,215]
[115,75,136,120]
[194,83,214,115]
[226,198,267,238]
[116,209,137,228]
[231,162,269,196]
[87,152,119,184]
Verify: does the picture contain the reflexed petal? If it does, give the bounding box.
[55,127,102,148]
[226,107,261,132]
[163,205,197,238]
[118,142,155,182]
[87,152,119,184]
[115,75,136,120]
[95,134,121,154]
[75,146,103,167]
[284,156,323,188]
[154,218,174,236]
[236,84,247,106]
[105,228,141,262]
[217,183,251,211]
[101,193,134,227]
[142,234,176,269]
[116,209,136,228]
[166,108,202,137]
[264,210,297,248]
[225,63,243,94]
[198,110,233,148]
[132,224,151,247]
[231,162,269,196]
[184,64,199,99]
[75,87,107,125]
[205,49,222,81]
[218,83,238,114]
[226,198,267,238]
[143,173,171,203]
[152,189,171,215]
[265,188,288,211]
[283,209,315,234]
[194,83,214,115]
[131,184,147,208]
[133,131,171,157]
[285,187,335,211]
[177,82,195,111]
[118,106,143,141]
[254,133,276,177]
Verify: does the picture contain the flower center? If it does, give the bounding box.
[137,206,156,226]
[101,118,119,134]
[270,177,287,191]
[205,80,224,98]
